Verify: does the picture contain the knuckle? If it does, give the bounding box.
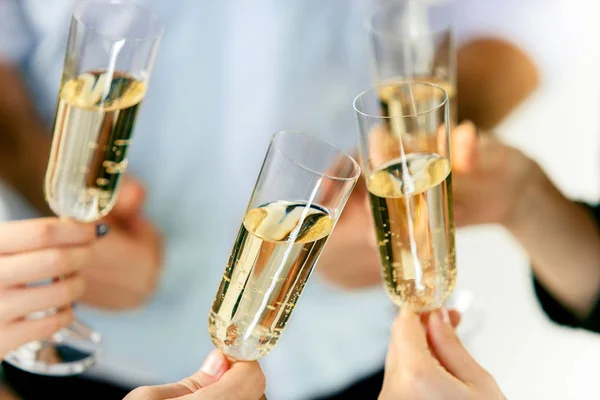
[36,220,57,247]
[255,368,267,393]
[54,280,76,304]
[404,358,433,385]
[70,277,86,300]
[44,249,68,276]
[478,371,499,389]
[239,363,266,397]
[43,311,73,337]
[179,377,203,392]
[436,327,459,347]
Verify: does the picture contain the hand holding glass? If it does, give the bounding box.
[4,0,162,375]
[367,1,480,321]
[208,131,360,360]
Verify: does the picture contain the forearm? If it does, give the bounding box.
[0,62,52,215]
[506,170,600,318]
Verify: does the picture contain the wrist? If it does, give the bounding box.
[502,159,551,234]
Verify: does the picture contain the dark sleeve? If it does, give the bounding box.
[533,203,600,333]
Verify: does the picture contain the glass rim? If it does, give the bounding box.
[271,130,361,182]
[365,0,453,40]
[353,81,449,119]
[73,0,164,41]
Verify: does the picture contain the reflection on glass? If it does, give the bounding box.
[208,131,360,360]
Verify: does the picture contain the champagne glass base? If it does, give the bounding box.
[4,319,102,376]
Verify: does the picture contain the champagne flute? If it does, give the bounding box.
[367,0,456,124]
[4,0,162,376]
[208,131,360,361]
[366,0,481,324]
[354,81,455,312]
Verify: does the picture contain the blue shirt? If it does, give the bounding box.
[0,1,394,399]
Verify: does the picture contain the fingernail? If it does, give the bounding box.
[200,350,225,376]
[96,224,110,238]
[437,307,450,324]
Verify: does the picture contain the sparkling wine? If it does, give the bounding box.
[367,152,456,311]
[209,201,333,360]
[379,76,457,130]
[45,70,146,221]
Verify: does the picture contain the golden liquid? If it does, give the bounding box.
[368,153,456,312]
[209,201,333,360]
[379,77,457,132]
[45,70,146,221]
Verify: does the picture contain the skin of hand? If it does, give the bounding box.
[0,218,101,358]
[451,125,600,317]
[379,308,505,400]
[450,122,543,228]
[80,177,164,310]
[124,350,266,400]
[0,64,163,311]
[318,166,382,288]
